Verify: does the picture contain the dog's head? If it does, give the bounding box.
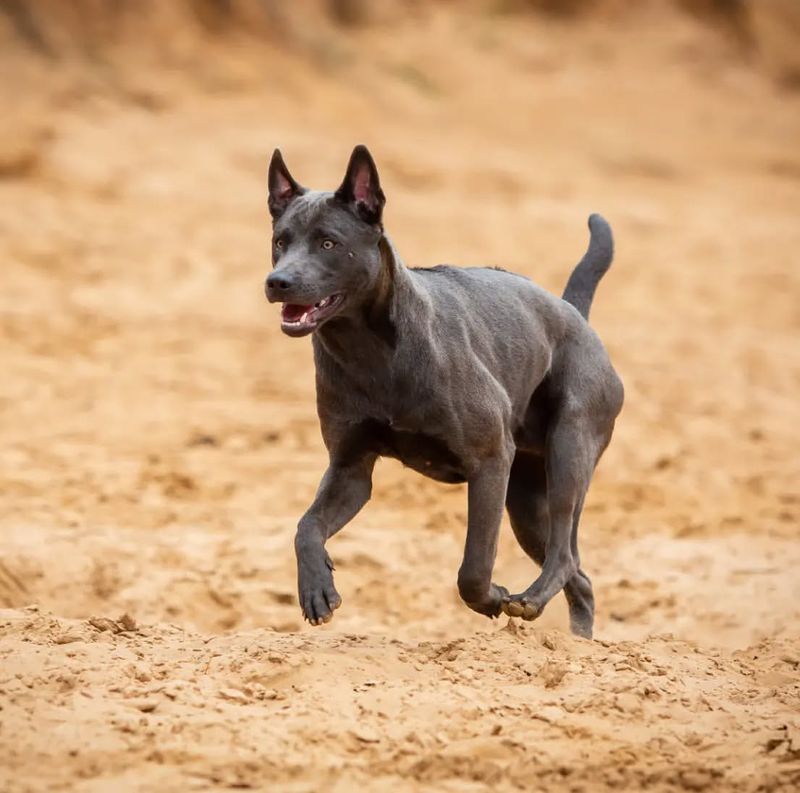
[264,145,387,337]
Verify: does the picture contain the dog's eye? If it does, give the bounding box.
[321,239,335,251]
[274,239,284,250]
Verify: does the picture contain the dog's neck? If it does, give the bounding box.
[314,234,426,367]
[363,234,401,347]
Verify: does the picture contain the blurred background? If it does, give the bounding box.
[1,2,799,790]
[1,0,799,637]
[2,0,799,639]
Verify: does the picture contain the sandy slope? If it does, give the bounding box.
[1,3,799,791]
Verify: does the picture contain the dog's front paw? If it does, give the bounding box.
[501,593,544,621]
[298,567,342,626]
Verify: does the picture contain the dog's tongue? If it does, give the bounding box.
[282,303,313,322]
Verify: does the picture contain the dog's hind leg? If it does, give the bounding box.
[563,494,595,638]
[503,446,596,638]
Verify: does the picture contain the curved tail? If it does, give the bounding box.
[562,214,614,321]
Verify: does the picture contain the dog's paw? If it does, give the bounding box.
[465,583,510,619]
[298,574,342,626]
[501,593,544,621]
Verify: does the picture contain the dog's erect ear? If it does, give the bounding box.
[268,149,305,219]
[335,144,385,226]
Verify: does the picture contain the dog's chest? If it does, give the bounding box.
[354,418,467,484]
[390,426,467,483]
[316,342,471,482]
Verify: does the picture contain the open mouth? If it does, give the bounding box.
[280,293,345,336]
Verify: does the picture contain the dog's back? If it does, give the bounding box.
[410,212,613,336]
[400,216,618,423]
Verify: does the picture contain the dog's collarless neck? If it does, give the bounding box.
[315,235,424,360]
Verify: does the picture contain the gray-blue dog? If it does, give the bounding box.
[265,145,623,638]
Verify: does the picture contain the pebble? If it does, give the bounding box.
[54,633,83,645]
[219,687,248,703]
[126,698,158,713]
[351,725,381,744]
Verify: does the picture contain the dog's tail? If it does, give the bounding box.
[561,214,614,321]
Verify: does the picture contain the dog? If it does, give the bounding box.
[264,145,623,639]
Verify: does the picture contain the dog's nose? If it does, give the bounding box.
[266,272,294,292]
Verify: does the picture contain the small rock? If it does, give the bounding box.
[540,660,568,688]
[351,725,381,744]
[541,634,558,651]
[219,687,248,703]
[89,617,121,634]
[127,698,158,713]
[54,633,83,645]
[117,613,137,632]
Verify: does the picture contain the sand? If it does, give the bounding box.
[1,2,799,790]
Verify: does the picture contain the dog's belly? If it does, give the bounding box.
[380,426,467,484]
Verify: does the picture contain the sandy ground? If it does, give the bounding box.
[1,3,799,791]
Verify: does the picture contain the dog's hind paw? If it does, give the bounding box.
[501,594,544,621]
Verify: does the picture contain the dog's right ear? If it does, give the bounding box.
[268,149,305,219]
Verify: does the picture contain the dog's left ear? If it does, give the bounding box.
[268,149,305,219]
[335,144,385,226]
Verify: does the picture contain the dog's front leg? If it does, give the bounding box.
[457,453,512,618]
[296,456,375,625]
